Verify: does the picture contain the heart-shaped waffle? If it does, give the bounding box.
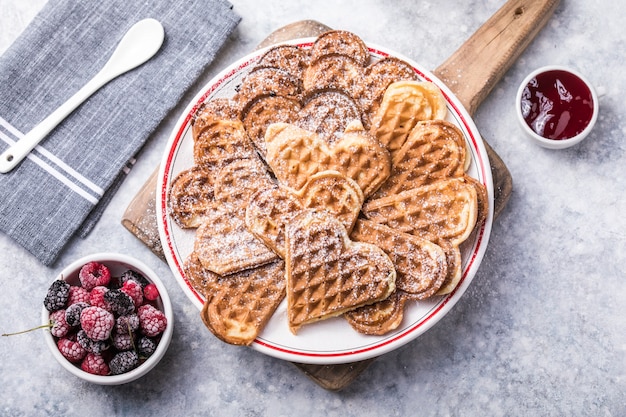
[241,95,302,158]
[265,121,390,197]
[370,80,448,156]
[255,44,311,80]
[296,89,362,145]
[294,170,363,232]
[246,170,364,257]
[167,166,217,229]
[193,119,257,167]
[194,204,278,276]
[344,290,408,336]
[284,209,396,334]
[372,119,467,199]
[350,219,447,299]
[245,186,303,258]
[358,57,419,129]
[200,259,286,346]
[303,54,365,99]
[362,177,478,246]
[234,67,302,111]
[309,30,369,66]
[191,98,240,140]
[214,157,276,214]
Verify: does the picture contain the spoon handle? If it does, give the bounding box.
[0,18,164,174]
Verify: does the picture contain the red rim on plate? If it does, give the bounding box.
[156,39,494,365]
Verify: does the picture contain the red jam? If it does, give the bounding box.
[520,70,594,140]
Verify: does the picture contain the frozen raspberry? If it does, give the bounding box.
[121,279,143,307]
[137,304,167,337]
[65,302,89,327]
[80,306,114,341]
[44,280,70,312]
[109,350,139,375]
[115,314,140,335]
[50,309,70,338]
[81,353,110,376]
[57,338,87,363]
[89,286,111,311]
[104,289,135,316]
[76,329,109,355]
[112,332,134,351]
[67,285,90,305]
[79,262,111,291]
[143,283,160,301]
[120,269,150,288]
[137,336,157,358]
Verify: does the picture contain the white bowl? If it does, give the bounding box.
[515,65,598,149]
[42,253,173,385]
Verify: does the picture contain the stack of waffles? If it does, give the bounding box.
[167,30,488,345]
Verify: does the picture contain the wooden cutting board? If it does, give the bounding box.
[122,0,559,390]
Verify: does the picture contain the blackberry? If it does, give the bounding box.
[119,269,150,288]
[44,280,70,312]
[137,336,157,358]
[65,302,89,327]
[109,350,139,375]
[76,329,109,355]
[112,332,134,351]
[104,289,135,316]
[115,314,140,335]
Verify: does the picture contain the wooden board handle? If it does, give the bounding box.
[434,0,560,116]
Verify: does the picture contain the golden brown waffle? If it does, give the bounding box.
[246,186,303,257]
[432,238,462,296]
[359,57,419,128]
[264,122,390,198]
[192,98,240,140]
[193,119,257,167]
[245,171,363,257]
[167,166,216,229]
[234,67,302,111]
[285,210,396,333]
[344,290,407,335]
[296,89,362,144]
[214,157,275,214]
[302,54,365,99]
[351,219,447,299]
[255,44,311,79]
[362,178,478,246]
[331,121,391,197]
[194,204,278,276]
[241,95,302,158]
[294,170,363,233]
[463,174,489,228]
[310,30,369,66]
[371,80,448,156]
[183,251,220,298]
[200,260,286,346]
[372,120,467,199]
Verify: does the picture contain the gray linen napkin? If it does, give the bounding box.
[0,0,240,266]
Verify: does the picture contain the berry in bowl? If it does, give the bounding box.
[41,253,173,385]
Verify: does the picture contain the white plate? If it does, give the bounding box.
[156,39,494,365]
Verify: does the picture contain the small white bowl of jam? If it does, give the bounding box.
[516,65,598,149]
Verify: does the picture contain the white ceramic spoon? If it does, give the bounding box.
[0,18,165,174]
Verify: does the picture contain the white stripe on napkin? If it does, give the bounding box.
[0,116,102,204]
